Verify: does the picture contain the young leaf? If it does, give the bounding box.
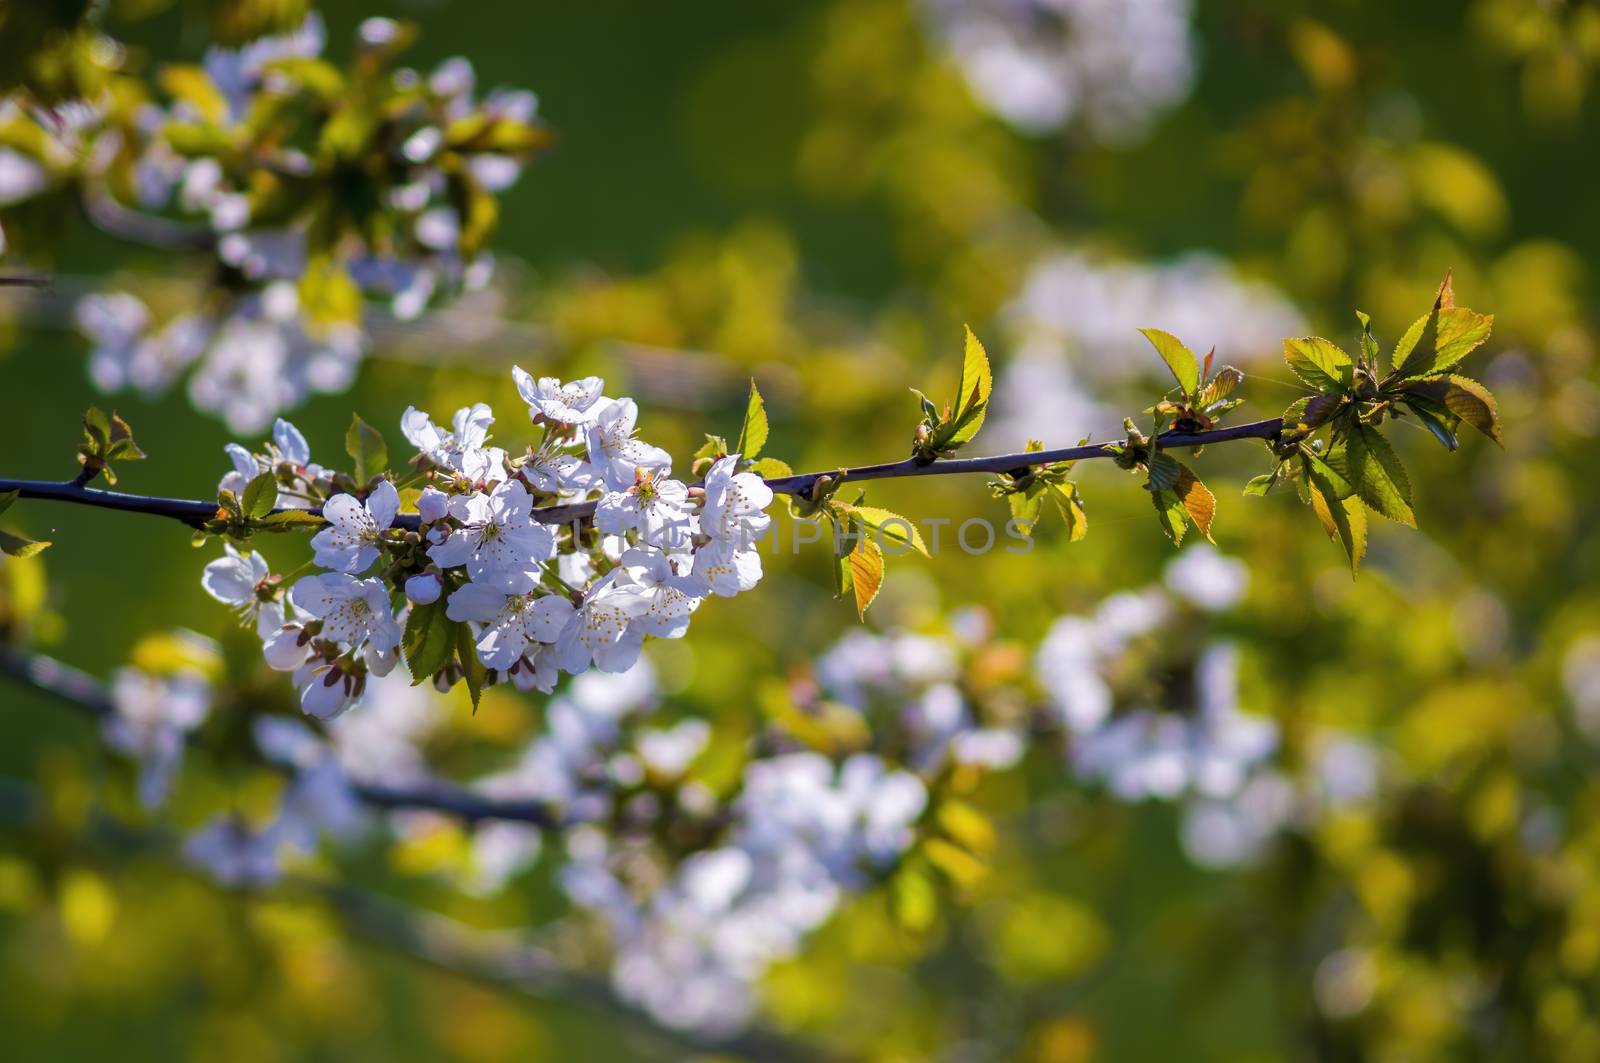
[735,378,769,460]
[1356,310,1379,366]
[1046,482,1088,541]
[1009,486,1044,533]
[1243,470,1280,497]
[1174,465,1216,543]
[1146,450,1182,491]
[257,510,327,529]
[1307,469,1367,573]
[958,325,993,419]
[746,457,793,480]
[1406,401,1459,451]
[1151,488,1188,545]
[844,505,929,558]
[403,599,456,685]
[1408,375,1501,445]
[0,529,50,558]
[849,533,885,620]
[345,414,388,483]
[1139,328,1200,396]
[1283,336,1354,392]
[456,621,486,710]
[1342,424,1415,526]
[242,471,279,519]
[1396,308,1494,380]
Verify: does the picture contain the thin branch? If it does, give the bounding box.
[0,645,560,828]
[0,418,1284,529]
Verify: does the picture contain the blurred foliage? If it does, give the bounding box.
[4,0,1600,1061]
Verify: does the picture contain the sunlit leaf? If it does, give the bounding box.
[1139,327,1200,395]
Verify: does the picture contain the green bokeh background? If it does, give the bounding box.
[5,0,1600,1059]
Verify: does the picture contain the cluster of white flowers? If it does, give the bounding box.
[563,751,927,1035]
[990,251,1306,447]
[811,618,1026,773]
[164,540,1385,1034]
[200,370,774,721]
[0,12,538,432]
[919,0,1198,140]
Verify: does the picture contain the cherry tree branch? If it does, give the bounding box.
[0,645,561,827]
[0,417,1284,528]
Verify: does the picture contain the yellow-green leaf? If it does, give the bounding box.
[735,378,769,460]
[1283,336,1353,392]
[849,533,884,620]
[846,505,929,558]
[1139,328,1200,395]
[1342,424,1414,526]
[958,325,993,417]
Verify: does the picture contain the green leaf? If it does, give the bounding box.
[849,533,885,620]
[1342,424,1415,526]
[456,621,486,711]
[1307,468,1367,573]
[1406,401,1459,451]
[82,405,112,447]
[1045,482,1088,541]
[1151,488,1187,545]
[403,599,456,685]
[1146,450,1181,492]
[957,325,993,419]
[1396,308,1494,380]
[0,490,15,518]
[345,414,388,483]
[0,529,50,558]
[1356,310,1379,366]
[1139,328,1200,396]
[746,457,793,480]
[242,472,278,519]
[1408,375,1501,445]
[1303,448,1355,500]
[845,505,929,558]
[1281,393,1345,431]
[1009,487,1044,533]
[1243,470,1280,497]
[1283,336,1353,392]
[106,411,143,462]
[734,378,769,460]
[256,510,327,530]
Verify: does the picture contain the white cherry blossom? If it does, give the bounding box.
[401,402,506,482]
[427,479,556,594]
[446,584,575,670]
[586,398,671,490]
[310,480,399,573]
[288,573,401,653]
[700,454,773,547]
[595,469,695,549]
[512,368,606,425]
[555,576,648,673]
[200,544,283,637]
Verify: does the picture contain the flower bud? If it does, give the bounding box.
[405,571,443,605]
[417,486,450,524]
